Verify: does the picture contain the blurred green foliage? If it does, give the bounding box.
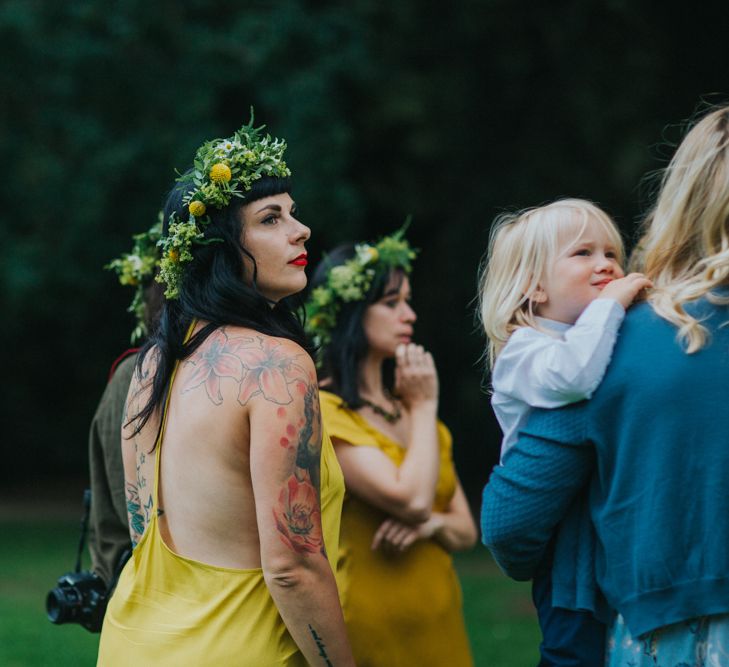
[1,0,728,501]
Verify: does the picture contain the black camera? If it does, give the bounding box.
[46,570,108,632]
[46,489,129,634]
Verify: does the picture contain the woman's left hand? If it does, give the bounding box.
[371,515,443,554]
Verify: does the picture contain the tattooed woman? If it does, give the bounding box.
[305,231,477,666]
[97,118,355,666]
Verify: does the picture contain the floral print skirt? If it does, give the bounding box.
[606,613,729,666]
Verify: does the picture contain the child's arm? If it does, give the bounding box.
[493,298,625,408]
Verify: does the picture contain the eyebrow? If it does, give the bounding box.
[255,201,297,214]
[256,204,281,213]
[383,289,411,298]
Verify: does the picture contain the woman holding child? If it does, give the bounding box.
[482,105,729,664]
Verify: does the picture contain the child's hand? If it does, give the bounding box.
[600,272,653,310]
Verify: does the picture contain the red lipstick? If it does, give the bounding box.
[289,253,308,266]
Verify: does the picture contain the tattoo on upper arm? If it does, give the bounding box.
[125,481,145,548]
[308,625,334,667]
[273,383,327,557]
[125,403,153,547]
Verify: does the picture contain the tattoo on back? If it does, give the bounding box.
[180,328,327,558]
[182,330,310,407]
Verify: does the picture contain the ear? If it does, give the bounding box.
[529,285,548,304]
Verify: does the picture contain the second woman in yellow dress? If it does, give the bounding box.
[306,231,477,666]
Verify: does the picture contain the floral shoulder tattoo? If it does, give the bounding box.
[182,329,326,557]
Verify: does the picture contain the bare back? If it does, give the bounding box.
[122,324,319,570]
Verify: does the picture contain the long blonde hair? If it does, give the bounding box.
[478,199,623,369]
[634,106,729,353]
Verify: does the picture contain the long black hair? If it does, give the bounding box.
[310,244,405,408]
[131,174,312,435]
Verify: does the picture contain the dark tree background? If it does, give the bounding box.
[2,0,728,506]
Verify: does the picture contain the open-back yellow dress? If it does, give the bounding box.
[96,379,345,666]
[320,390,473,667]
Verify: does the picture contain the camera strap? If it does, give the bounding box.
[74,489,93,573]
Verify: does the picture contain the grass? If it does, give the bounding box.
[0,519,540,667]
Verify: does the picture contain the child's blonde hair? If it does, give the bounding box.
[478,198,624,369]
[632,105,729,353]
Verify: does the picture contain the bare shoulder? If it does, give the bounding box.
[133,346,158,388]
[181,327,316,408]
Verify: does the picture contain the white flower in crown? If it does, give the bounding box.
[215,139,242,155]
[355,243,379,265]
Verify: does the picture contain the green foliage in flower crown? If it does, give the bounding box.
[156,216,205,299]
[106,218,162,343]
[179,108,291,210]
[305,226,418,354]
[157,108,292,300]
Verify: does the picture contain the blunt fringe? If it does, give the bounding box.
[131,174,313,436]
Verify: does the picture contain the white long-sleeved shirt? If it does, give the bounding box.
[491,298,625,457]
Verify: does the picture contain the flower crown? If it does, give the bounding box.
[157,109,292,299]
[106,218,163,343]
[305,225,418,350]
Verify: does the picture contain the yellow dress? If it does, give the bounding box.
[97,392,345,665]
[320,390,473,667]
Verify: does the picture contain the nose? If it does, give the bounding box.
[402,300,417,323]
[290,217,310,244]
[594,255,615,273]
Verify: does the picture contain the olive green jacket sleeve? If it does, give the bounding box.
[88,354,136,586]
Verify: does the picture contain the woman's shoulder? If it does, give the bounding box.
[216,327,316,372]
[318,390,377,445]
[319,389,346,410]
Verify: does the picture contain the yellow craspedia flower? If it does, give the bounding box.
[366,247,379,263]
[168,249,180,263]
[188,200,206,217]
[210,162,232,183]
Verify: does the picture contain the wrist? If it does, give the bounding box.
[429,512,445,536]
[406,399,438,415]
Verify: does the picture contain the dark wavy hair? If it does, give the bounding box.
[131,174,312,435]
[309,244,405,408]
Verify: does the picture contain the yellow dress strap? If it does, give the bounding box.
[152,319,197,510]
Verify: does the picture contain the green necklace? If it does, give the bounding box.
[360,394,402,424]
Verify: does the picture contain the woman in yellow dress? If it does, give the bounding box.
[97,117,355,666]
[306,230,477,666]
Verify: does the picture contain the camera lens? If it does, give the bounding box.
[46,586,81,624]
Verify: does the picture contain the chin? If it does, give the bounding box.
[272,279,308,302]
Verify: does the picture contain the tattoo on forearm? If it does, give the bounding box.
[308,625,334,666]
